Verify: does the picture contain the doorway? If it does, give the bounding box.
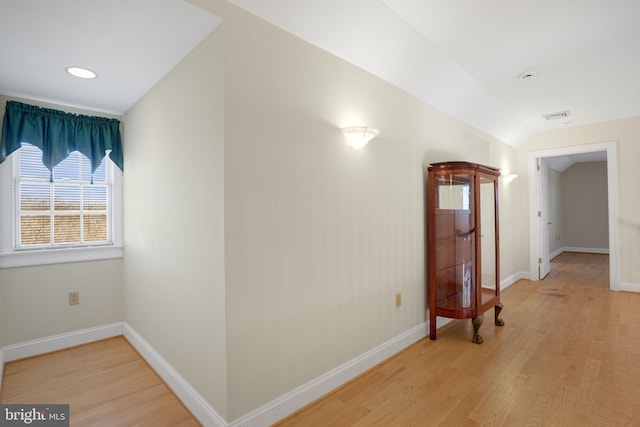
[527,142,619,290]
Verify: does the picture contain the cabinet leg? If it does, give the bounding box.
[471,315,484,344]
[429,312,437,340]
[495,303,505,326]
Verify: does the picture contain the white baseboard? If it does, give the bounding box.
[501,271,530,290]
[0,322,226,426]
[549,248,564,260]
[619,282,640,293]
[1,323,123,363]
[562,247,609,255]
[0,323,122,396]
[549,247,609,261]
[0,321,433,427]
[548,247,609,264]
[122,323,227,427]
[228,322,429,427]
[1,281,547,427]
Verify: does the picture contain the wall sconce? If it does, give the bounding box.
[340,126,379,149]
[500,174,518,183]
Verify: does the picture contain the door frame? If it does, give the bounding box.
[527,141,619,290]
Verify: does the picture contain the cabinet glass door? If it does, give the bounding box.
[479,175,497,305]
[434,173,475,310]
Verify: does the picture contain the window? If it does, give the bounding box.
[0,144,122,268]
[16,143,112,248]
[0,100,123,267]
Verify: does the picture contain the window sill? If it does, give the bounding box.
[0,245,123,268]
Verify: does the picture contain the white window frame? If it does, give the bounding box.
[0,148,123,268]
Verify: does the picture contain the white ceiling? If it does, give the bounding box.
[1,0,639,147]
[0,0,221,114]
[226,0,640,146]
[544,151,607,172]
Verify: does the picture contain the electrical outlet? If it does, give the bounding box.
[69,291,79,306]
[395,292,401,308]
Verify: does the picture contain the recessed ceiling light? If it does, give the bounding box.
[65,66,97,79]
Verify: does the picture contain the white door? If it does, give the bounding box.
[540,159,551,279]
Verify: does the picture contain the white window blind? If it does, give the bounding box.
[15,143,112,248]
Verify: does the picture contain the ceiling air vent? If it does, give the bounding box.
[543,110,571,120]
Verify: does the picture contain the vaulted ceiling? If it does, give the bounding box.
[2,0,639,147]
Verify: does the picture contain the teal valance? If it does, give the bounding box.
[0,101,123,175]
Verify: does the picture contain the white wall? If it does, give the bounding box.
[120,1,521,419]
[0,260,123,345]
[496,147,521,285]
[122,25,227,419]
[547,166,563,255]
[218,3,521,420]
[0,276,4,348]
[562,162,608,250]
[1,1,524,422]
[517,117,640,286]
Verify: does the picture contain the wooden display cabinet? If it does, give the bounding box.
[426,162,504,343]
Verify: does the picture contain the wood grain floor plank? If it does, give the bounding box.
[0,336,200,426]
[2,253,634,426]
[276,253,640,427]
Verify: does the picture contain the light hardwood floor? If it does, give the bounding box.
[2,253,637,426]
[0,336,200,426]
[276,252,640,426]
